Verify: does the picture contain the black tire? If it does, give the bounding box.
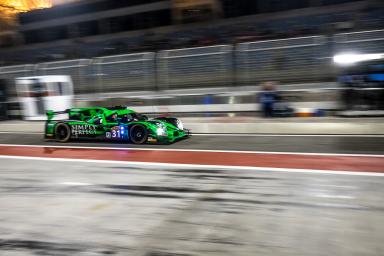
[55,123,71,142]
[130,124,148,144]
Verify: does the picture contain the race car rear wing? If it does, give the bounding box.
[46,109,70,121]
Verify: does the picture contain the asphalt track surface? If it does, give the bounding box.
[0,133,384,255]
[1,159,384,256]
[0,132,384,154]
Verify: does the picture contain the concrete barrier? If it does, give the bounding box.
[1,118,384,135]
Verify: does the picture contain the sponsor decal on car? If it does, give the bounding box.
[147,137,157,142]
[71,124,97,136]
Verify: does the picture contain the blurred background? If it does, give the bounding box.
[1,2,384,256]
[0,0,383,119]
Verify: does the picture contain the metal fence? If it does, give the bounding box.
[93,52,155,93]
[334,29,384,54]
[236,36,330,85]
[37,59,91,94]
[157,45,233,89]
[0,30,383,96]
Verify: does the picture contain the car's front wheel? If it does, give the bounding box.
[55,123,71,142]
[130,124,148,144]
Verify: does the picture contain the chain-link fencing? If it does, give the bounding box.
[0,30,383,95]
[236,36,331,85]
[93,52,155,93]
[157,45,233,90]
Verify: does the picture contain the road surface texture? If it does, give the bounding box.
[0,133,383,255]
[1,159,384,256]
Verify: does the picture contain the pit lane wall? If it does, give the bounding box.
[6,82,342,119]
[1,117,384,135]
[73,82,342,115]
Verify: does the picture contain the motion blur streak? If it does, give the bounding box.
[0,145,383,173]
[0,159,384,255]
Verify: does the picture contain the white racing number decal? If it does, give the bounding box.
[71,124,97,136]
[106,126,124,139]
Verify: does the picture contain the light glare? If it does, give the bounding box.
[333,53,384,65]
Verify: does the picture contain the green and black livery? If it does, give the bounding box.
[45,106,190,144]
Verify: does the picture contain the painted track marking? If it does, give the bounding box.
[0,143,382,158]
[1,155,384,177]
[0,144,383,174]
[1,131,384,137]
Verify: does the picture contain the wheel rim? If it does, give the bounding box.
[132,126,146,143]
[58,127,67,140]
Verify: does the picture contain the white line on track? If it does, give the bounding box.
[314,194,354,199]
[0,143,383,158]
[192,133,384,137]
[60,182,93,186]
[0,154,383,177]
[0,131,43,135]
[1,131,384,137]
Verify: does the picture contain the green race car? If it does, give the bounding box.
[45,106,190,144]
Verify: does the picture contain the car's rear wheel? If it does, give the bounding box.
[55,123,71,142]
[130,124,148,144]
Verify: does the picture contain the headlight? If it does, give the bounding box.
[176,120,183,130]
[156,123,167,136]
